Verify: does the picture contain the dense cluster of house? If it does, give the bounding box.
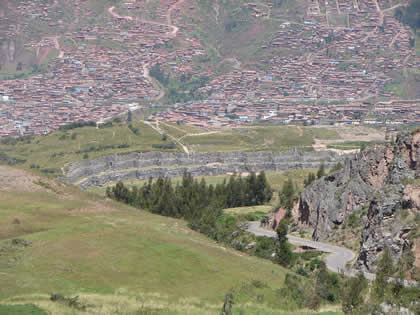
[150,98,420,127]
[0,0,418,137]
[0,0,209,137]
[152,0,419,127]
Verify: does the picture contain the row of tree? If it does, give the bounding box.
[107,172,272,233]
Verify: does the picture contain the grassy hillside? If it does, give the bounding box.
[182,126,339,152]
[0,120,180,173]
[0,122,342,174]
[0,166,342,314]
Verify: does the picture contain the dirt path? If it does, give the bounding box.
[159,121,187,134]
[108,3,181,37]
[53,36,64,58]
[109,2,186,100]
[144,120,190,155]
[389,30,402,48]
[108,6,133,21]
[167,0,186,33]
[222,57,242,69]
[382,3,408,13]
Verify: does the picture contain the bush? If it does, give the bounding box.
[98,121,113,128]
[152,143,176,149]
[128,124,140,135]
[40,168,58,174]
[50,294,86,311]
[58,121,96,131]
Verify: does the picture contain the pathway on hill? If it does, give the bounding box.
[246,221,418,287]
[144,120,190,155]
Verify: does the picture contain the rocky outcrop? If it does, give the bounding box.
[62,150,350,190]
[297,130,420,274]
[298,144,394,240]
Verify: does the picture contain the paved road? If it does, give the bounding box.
[246,221,365,277]
[247,222,418,287]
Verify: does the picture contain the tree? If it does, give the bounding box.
[374,247,394,299]
[342,272,368,314]
[304,172,316,187]
[317,163,326,179]
[256,171,272,204]
[275,220,293,267]
[279,179,295,211]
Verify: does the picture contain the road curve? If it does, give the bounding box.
[247,222,419,287]
[247,221,372,278]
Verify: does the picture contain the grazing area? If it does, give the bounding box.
[0,166,345,314]
[0,120,179,173]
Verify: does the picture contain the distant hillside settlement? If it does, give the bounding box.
[0,0,419,137]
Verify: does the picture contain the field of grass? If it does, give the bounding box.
[0,166,345,314]
[182,126,339,152]
[326,141,379,150]
[224,205,273,214]
[1,122,341,177]
[0,304,46,315]
[0,120,180,172]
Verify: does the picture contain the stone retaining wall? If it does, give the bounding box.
[62,150,352,189]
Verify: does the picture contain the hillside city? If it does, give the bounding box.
[0,0,419,137]
[0,1,420,314]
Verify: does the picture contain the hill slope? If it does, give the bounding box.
[0,166,342,314]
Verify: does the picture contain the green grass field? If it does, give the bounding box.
[0,167,343,314]
[183,126,339,152]
[224,205,273,215]
[0,121,180,172]
[326,141,379,150]
[1,122,339,176]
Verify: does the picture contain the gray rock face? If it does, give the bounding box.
[298,144,394,241]
[298,131,420,274]
[61,150,350,190]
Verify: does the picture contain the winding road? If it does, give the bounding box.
[247,222,418,287]
[246,222,363,277]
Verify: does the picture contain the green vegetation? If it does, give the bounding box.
[149,63,209,104]
[0,304,46,315]
[0,169,299,314]
[0,166,349,314]
[183,126,330,152]
[338,248,420,314]
[394,0,420,32]
[0,120,179,171]
[106,172,272,235]
[88,169,317,198]
[327,141,380,150]
[224,205,272,215]
[341,272,368,314]
[278,178,296,212]
[275,221,293,267]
